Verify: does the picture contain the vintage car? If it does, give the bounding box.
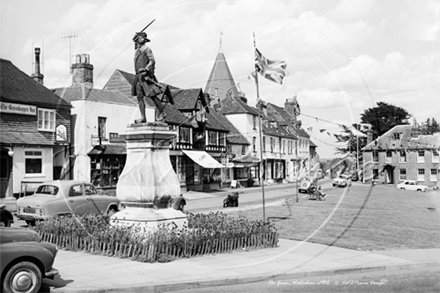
[396,180,429,192]
[0,204,14,227]
[332,174,352,187]
[1,227,58,293]
[16,180,120,225]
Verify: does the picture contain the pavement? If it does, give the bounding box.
[28,185,439,292]
[45,239,439,293]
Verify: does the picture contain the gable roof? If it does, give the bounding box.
[103,69,209,115]
[0,58,71,109]
[205,108,248,144]
[171,88,209,113]
[264,102,309,139]
[262,122,297,139]
[204,51,239,101]
[363,125,440,151]
[221,95,259,115]
[53,84,138,106]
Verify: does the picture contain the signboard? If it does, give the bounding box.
[56,125,67,142]
[0,102,37,116]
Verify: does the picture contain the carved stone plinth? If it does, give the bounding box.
[110,122,187,230]
[110,202,187,230]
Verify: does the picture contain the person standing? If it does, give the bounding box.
[131,31,166,123]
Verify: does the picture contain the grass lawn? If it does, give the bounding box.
[230,184,440,251]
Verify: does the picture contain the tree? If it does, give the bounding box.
[420,118,440,135]
[360,102,411,138]
[334,124,368,157]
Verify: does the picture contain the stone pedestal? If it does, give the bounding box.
[110,122,187,230]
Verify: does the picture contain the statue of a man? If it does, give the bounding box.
[131,32,166,123]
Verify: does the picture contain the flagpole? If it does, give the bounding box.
[254,32,266,222]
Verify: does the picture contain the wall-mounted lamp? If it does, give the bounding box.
[7,147,14,157]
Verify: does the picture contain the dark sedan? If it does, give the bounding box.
[1,227,58,293]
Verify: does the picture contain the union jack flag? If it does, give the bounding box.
[254,48,287,84]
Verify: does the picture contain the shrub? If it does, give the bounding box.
[33,212,278,263]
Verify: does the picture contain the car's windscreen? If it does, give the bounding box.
[35,185,59,196]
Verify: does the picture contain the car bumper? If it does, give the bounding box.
[16,214,50,221]
[45,268,59,280]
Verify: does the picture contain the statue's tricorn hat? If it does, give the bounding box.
[133,32,150,43]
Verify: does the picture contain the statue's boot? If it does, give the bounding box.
[135,98,147,123]
[156,111,166,122]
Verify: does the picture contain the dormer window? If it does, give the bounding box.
[393,133,402,140]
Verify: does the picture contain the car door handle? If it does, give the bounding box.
[69,199,74,203]
[87,197,92,201]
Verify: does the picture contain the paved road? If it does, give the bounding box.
[185,178,333,213]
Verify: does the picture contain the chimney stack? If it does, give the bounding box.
[31,47,44,85]
[71,53,93,87]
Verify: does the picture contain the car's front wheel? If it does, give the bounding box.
[2,261,42,293]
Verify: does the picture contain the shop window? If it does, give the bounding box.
[235,168,248,179]
[38,108,55,131]
[250,166,259,179]
[203,168,221,183]
[25,150,43,174]
[91,156,125,188]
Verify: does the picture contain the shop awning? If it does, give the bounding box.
[182,150,225,168]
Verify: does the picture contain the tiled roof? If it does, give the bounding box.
[221,96,259,115]
[206,108,248,144]
[0,58,71,109]
[265,102,309,139]
[53,85,137,106]
[363,125,440,151]
[171,88,208,112]
[0,114,53,145]
[103,69,207,116]
[262,122,296,139]
[204,51,239,101]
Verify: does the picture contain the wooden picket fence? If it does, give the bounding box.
[38,231,279,263]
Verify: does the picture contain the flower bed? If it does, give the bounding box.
[33,212,278,263]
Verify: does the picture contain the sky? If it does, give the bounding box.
[1,0,439,158]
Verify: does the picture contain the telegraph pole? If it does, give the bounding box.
[62,33,78,74]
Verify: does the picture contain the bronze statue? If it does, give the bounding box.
[131,30,166,123]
